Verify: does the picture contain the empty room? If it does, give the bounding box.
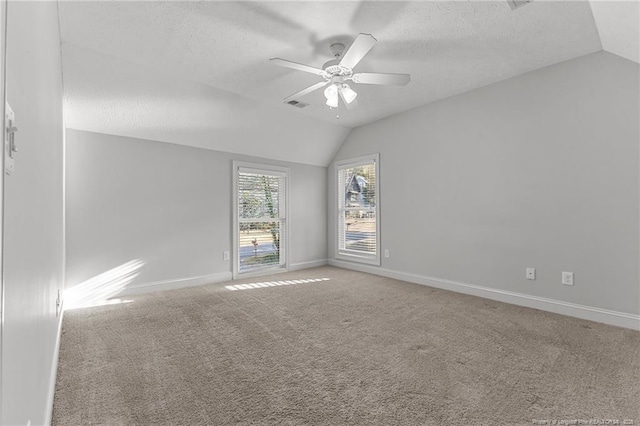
[0,0,638,425]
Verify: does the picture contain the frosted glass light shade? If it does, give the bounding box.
[324,84,339,108]
[340,84,358,104]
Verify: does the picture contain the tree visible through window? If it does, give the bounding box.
[337,155,379,264]
[237,168,286,273]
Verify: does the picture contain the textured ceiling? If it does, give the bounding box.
[62,42,350,167]
[58,1,613,165]
[590,0,639,63]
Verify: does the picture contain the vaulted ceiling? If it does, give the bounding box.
[58,1,638,166]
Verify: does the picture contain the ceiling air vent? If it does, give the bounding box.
[507,0,532,10]
[285,100,309,109]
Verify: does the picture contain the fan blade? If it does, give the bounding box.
[339,89,359,111]
[283,81,328,102]
[352,72,411,86]
[339,33,377,70]
[270,58,326,76]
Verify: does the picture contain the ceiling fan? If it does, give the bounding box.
[270,33,411,110]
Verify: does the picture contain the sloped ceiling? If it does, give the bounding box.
[62,42,350,167]
[590,0,639,64]
[58,1,630,166]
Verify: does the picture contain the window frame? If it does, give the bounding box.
[335,153,381,266]
[232,161,290,279]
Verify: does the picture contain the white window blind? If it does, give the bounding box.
[336,154,380,265]
[237,167,286,273]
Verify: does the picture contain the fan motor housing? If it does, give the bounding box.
[322,59,352,77]
[329,42,345,57]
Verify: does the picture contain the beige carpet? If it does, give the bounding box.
[52,266,640,425]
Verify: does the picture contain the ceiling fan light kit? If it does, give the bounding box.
[324,84,339,108]
[340,84,357,104]
[324,83,357,109]
[271,33,410,112]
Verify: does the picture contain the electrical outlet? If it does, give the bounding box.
[562,271,574,286]
[223,251,230,261]
[384,249,390,258]
[525,267,535,280]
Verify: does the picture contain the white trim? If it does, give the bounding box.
[113,272,233,297]
[45,7,67,423]
[335,154,378,168]
[335,153,381,266]
[45,309,64,426]
[237,166,287,178]
[336,251,380,266]
[231,265,288,280]
[0,1,7,420]
[289,259,328,271]
[329,259,640,331]
[232,161,290,279]
[232,163,239,278]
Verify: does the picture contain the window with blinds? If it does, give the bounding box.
[336,154,380,265]
[235,165,287,274]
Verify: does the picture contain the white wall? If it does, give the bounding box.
[65,129,327,299]
[330,51,639,317]
[2,2,65,425]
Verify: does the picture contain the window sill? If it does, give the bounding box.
[336,252,380,266]
[235,265,287,280]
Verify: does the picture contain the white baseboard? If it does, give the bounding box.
[118,261,327,298]
[45,309,64,425]
[289,259,328,271]
[115,272,233,297]
[329,259,640,331]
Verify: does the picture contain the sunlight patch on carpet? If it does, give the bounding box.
[225,277,330,291]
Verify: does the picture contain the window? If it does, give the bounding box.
[233,162,288,277]
[336,154,380,265]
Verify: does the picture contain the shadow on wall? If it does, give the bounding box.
[65,259,144,310]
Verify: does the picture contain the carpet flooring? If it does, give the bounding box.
[52,266,640,425]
